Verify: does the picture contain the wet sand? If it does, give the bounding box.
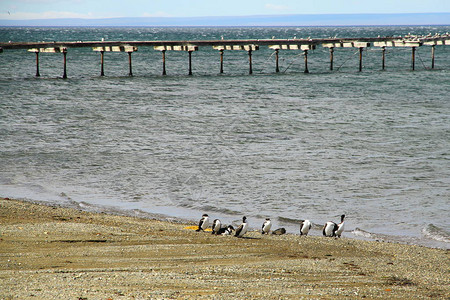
[0,197,448,299]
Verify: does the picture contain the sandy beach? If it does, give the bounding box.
[0,197,448,299]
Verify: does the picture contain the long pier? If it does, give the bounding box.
[1,34,449,77]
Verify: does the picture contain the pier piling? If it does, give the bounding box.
[358,47,363,72]
[303,50,309,73]
[35,52,40,77]
[275,49,280,73]
[329,47,334,71]
[248,49,253,75]
[161,50,167,76]
[188,50,193,75]
[220,49,224,74]
[93,45,137,76]
[412,47,416,71]
[100,51,105,76]
[28,47,67,77]
[381,46,386,70]
[431,45,435,69]
[62,49,67,79]
[323,43,340,71]
[154,45,197,76]
[128,51,133,76]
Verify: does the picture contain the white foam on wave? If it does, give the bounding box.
[422,224,450,243]
[353,226,450,249]
[352,227,376,239]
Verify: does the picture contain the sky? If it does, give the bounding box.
[1,0,449,20]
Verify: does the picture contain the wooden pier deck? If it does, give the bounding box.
[1,34,449,77]
[1,35,450,49]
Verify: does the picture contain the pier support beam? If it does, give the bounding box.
[275,49,280,73]
[93,45,137,76]
[214,44,258,75]
[269,44,314,74]
[303,50,309,73]
[358,47,363,72]
[411,47,416,71]
[220,49,224,74]
[323,43,344,71]
[244,45,259,75]
[100,51,105,76]
[35,52,40,77]
[128,51,133,76]
[323,43,341,71]
[248,49,253,75]
[161,50,167,76]
[329,47,334,71]
[154,45,198,76]
[373,41,394,70]
[62,49,67,79]
[327,42,369,72]
[431,45,435,69]
[28,47,67,78]
[188,50,193,75]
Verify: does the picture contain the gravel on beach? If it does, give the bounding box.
[0,198,448,299]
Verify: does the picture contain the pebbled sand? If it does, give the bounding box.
[0,197,448,299]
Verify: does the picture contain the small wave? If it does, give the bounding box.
[352,227,449,249]
[352,227,409,243]
[277,216,321,229]
[277,216,302,224]
[198,205,242,216]
[78,201,96,208]
[352,227,377,239]
[422,224,450,243]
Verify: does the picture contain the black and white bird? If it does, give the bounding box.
[323,220,338,237]
[219,225,234,235]
[196,214,210,232]
[211,219,222,235]
[322,214,345,237]
[299,219,312,236]
[234,216,248,238]
[335,214,345,238]
[261,218,272,234]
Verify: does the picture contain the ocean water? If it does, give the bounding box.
[1,26,449,249]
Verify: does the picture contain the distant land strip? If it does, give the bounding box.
[1,13,450,27]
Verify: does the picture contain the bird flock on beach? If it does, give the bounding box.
[195,214,346,238]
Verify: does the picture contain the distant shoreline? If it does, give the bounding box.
[1,13,449,27]
[1,24,450,28]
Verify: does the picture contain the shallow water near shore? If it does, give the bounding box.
[1,26,449,249]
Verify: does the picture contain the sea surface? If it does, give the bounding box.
[1,26,449,249]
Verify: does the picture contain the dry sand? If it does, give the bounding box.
[0,197,448,299]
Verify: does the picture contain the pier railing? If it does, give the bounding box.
[1,34,449,77]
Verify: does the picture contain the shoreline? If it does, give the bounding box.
[7,195,449,250]
[1,197,449,299]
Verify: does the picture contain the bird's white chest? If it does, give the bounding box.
[213,220,221,231]
[324,222,335,236]
[336,222,345,235]
[238,223,248,237]
[201,217,210,230]
[263,221,272,233]
[301,220,311,234]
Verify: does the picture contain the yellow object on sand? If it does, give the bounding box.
[184,225,212,231]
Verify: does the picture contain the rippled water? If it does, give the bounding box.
[1,26,449,248]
